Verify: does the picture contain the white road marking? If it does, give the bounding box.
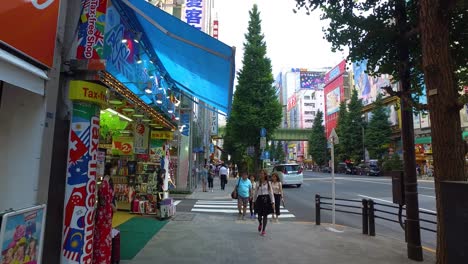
[194,204,285,209]
[191,208,295,218]
[191,200,295,218]
[174,200,181,206]
[420,194,436,198]
[358,195,437,214]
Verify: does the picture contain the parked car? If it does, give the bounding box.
[337,162,357,175]
[356,164,381,176]
[271,164,304,187]
[321,166,332,173]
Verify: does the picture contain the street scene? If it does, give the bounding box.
[0,0,466,264]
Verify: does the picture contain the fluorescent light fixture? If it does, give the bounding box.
[121,39,128,43]
[105,108,132,122]
[168,110,173,114]
[150,76,154,79]
[137,59,142,64]
[175,116,180,120]
[133,114,144,118]
[158,87,163,90]
[145,88,152,94]
[142,119,151,122]
[156,100,163,104]
[150,60,154,64]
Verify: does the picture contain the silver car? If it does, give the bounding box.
[271,164,304,188]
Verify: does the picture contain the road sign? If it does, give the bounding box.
[260,137,266,149]
[260,127,267,137]
[329,128,339,144]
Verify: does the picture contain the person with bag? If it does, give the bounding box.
[207,165,214,192]
[271,172,284,222]
[232,171,252,220]
[249,174,257,219]
[253,169,275,236]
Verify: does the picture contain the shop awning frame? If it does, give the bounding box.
[114,0,236,114]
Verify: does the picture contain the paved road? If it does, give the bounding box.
[284,171,437,250]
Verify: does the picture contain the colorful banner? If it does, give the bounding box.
[0,0,60,67]
[213,20,219,39]
[184,0,205,31]
[72,0,108,69]
[299,71,325,90]
[69,80,108,105]
[150,131,173,140]
[324,60,346,85]
[0,205,46,264]
[112,136,134,155]
[210,111,218,136]
[326,87,341,115]
[287,95,297,111]
[150,139,164,161]
[62,102,100,264]
[134,122,149,154]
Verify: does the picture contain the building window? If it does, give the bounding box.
[305,119,314,123]
[312,111,316,116]
[304,96,311,100]
[304,103,315,107]
[304,111,314,115]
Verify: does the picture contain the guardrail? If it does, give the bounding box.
[315,194,437,236]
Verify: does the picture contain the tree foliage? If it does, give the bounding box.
[225,4,282,172]
[365,94,393,160]
[308,110,328,166]
[335,101,349,163]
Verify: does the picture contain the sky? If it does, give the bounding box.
[214,0,346,79]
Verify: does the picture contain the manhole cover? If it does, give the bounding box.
[172,213,196,221]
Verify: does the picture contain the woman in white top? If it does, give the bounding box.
[249,174,258,219]
[271,172,284,222]
[253,169,275,236]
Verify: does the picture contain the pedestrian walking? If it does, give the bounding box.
[234,171,252,220]
[253,169,275,236]
[207,165,214,192]
[219,164,228,190]
[201,164,208,192]
[271,172,284,222]
[249,174,257,219]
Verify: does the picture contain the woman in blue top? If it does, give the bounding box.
[236,171,252,220]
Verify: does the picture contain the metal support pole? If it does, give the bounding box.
[330,139,336,228]
[368,199,376,236]
[315,194,321,225]
[362,199,369,235]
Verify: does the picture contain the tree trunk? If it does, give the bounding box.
[419,0,466,263]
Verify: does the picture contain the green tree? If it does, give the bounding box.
[225,4,282,172]
[275,141,286,163]
[347,89,365,163]
[365,94,392,160]
[294,0,467,261]
[308,110,328,166]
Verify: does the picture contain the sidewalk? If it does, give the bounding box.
[122,213,435,264]
[186,176,239,200]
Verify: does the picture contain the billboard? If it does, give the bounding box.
[353,60,397,106]
[326,87,341,115]
[0,0,60,67]
[300,71,325,90]
[324,60,346,85]
[287,95,297,111]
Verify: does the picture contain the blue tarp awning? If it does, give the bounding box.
[115,0,236,114]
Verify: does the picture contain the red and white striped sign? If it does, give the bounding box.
[213,20,219,39]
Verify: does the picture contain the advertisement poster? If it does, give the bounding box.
[72,0,108,69]
[150,139,164,161]
[112,136,134,155]
[326,87,341,115]
[134,122,149,154]
[0,205,46,264]
[0,0,60,67]
[299,71,325,90]
[62,102,100,263]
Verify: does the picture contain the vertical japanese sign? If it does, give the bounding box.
[62,81,107,264]
[210,111,218,136]
[134,122,149,154]
[213,20,219,38]
[184,0,205,31]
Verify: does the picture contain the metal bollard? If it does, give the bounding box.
[368,199,376,236]
[315,194,321,225]
[362,199,369,235]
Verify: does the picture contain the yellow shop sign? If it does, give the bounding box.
[69,80,108,105]
[151,131,173,140]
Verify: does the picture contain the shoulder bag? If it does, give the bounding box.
[231,178,241,199]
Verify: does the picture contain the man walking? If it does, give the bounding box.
[236,171,252,220]
[219,163,228,190]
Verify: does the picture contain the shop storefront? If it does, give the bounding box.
[58,0,235,263]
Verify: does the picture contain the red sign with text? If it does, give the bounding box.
[0,0,60,67]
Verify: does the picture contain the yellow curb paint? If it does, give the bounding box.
[112,211,136,227]
[422,246,436,254]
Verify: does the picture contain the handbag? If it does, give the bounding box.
[231,178,241,199]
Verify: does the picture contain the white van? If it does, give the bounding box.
[271,164,304,188]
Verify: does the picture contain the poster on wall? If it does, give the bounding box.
[71,0,108,69]
[326,87,341,115]
[353,60,396,106]
[0,205,46,264]
[150,139,164,162]
[134,122,149,154]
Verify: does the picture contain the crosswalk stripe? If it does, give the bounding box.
[191,209,295,218]
[190,200,295,219]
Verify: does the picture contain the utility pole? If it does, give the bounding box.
[395,0,423,260]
